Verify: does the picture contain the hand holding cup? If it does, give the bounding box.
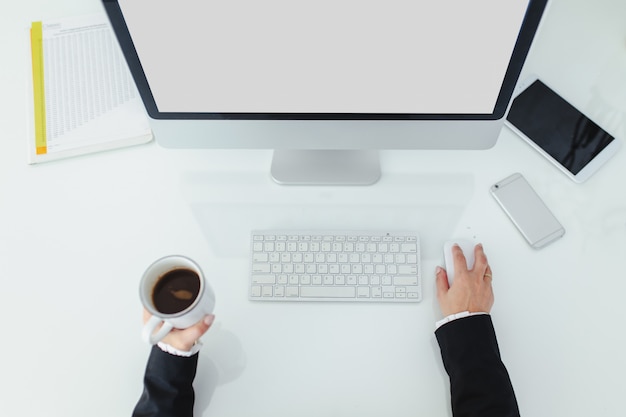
[139,255,216,345]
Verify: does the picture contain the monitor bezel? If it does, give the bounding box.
[102,0,548,122]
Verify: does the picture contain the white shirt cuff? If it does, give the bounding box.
[435,311,488,330]
[157,340,203,357]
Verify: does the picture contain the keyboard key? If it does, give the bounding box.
[407,286,420,299]
[301,286,356,298]
[252,274,276,284]
[394,275,418,286]
[398,265,418,275]
[253,253,269,262]
[401,243,418,253]
[357,287,370,298]
[253,265,271,278]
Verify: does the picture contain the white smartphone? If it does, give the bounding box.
[505,76,620,183]
[490,173,565,249]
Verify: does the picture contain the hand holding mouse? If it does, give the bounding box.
[443,240,476,284]
[436,243,494,317]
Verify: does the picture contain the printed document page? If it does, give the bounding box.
[29,14,152,163]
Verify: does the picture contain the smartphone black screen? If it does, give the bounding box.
[506,80,615,174]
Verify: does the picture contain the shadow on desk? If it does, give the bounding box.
[194,322,246,415]
[181,172,475,260]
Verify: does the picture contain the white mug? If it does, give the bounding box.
[140,255,215,345]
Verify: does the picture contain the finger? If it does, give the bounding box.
[142,308,151,324]
[181,314,215,343]
[435,266,450,296]
[201,314,216,331]
[452,244,468,274]
[473,244,489,275]
[484,265,493,282]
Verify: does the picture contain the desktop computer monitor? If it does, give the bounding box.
[102,0,548,184]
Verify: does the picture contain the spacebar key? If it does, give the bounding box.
[300,287,356,298]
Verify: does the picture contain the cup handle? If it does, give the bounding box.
[142,315,174,345]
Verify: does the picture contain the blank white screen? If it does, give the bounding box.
[119,0,529,114]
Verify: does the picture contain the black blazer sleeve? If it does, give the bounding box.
[132,345,199,417]
[435,315,520,417]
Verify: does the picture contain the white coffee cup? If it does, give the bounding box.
[140,255,216,345]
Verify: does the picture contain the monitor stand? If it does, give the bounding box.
[270,150,381,185]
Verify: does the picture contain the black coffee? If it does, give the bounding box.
[152,268,201,314]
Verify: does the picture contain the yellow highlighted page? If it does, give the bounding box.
[30,21,47,155]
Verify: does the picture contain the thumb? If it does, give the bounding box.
[192,314,215,339]
[435,266,450,297]
[180,314,215,345]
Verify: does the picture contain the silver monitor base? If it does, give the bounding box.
[270,150,381,185]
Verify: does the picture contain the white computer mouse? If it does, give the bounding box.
[443,239,476,284]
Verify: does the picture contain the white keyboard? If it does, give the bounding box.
[249,231,421,302]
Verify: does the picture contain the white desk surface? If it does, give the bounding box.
[2,1,626,416]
